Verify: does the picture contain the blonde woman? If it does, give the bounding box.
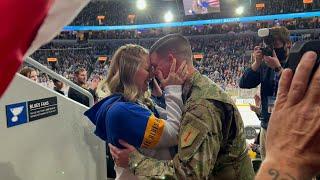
[84,44,188,179]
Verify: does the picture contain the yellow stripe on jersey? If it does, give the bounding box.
[141,115,165,148]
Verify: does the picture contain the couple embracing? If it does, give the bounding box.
[85,34,254,180]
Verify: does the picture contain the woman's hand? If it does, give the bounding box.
[156,58,188,88]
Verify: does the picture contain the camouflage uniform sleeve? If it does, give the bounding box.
[129,150,176,179]
[128,99,223,179]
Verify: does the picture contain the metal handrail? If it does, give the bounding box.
[25,56,94,107]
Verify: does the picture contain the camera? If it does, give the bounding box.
[258,28,277,56]
[258,28,286,57]
[260,46,273,57]
[286,40,320,80]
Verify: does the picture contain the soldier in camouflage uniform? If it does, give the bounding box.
[110,34,255,179]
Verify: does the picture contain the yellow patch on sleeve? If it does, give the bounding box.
[141,115,165,148]
[181,124,200,148]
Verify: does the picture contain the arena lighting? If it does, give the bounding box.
[164,11,174,22]
[236,6,244,15]
[136,0,146,10]
[64,11,320,31]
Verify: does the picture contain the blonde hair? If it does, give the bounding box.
[106,44,149,102]
[96,78,110,101]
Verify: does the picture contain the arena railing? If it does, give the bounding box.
[25,56,94,107]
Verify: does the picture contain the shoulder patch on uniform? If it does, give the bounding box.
[181,124,200,148]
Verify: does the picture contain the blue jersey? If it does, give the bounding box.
[84,94,165,149]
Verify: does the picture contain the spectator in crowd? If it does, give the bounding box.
[20,67,38,82]
[52,79,65,95]
[239,26,291,160]
[68,67,97,106]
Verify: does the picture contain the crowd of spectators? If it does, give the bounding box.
[31,29,318,92]
[70,0,176,26]
[30,43,110,82]
[250,0,320,16]
[68,0,320,26]
[71,0,131,26]
[59,17,320,40]
[194,36,257,89]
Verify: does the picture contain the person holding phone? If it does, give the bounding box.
[239,26,291,160]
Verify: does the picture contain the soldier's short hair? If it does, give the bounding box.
[150,34,193,63]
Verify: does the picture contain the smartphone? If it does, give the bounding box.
[261,46,273,57]
[149,78,155,90]
[286,40,320,80]
[149,78,161,90]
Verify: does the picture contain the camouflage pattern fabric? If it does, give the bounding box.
[129,71,255,179]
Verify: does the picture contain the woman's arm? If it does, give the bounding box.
[154,85,183,148]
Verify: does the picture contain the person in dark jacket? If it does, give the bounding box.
[68,67,97,106]
[239,26,291,160]
[52,79,65,95]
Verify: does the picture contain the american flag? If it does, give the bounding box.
[198,0,220,8]
[207,0,220,8]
